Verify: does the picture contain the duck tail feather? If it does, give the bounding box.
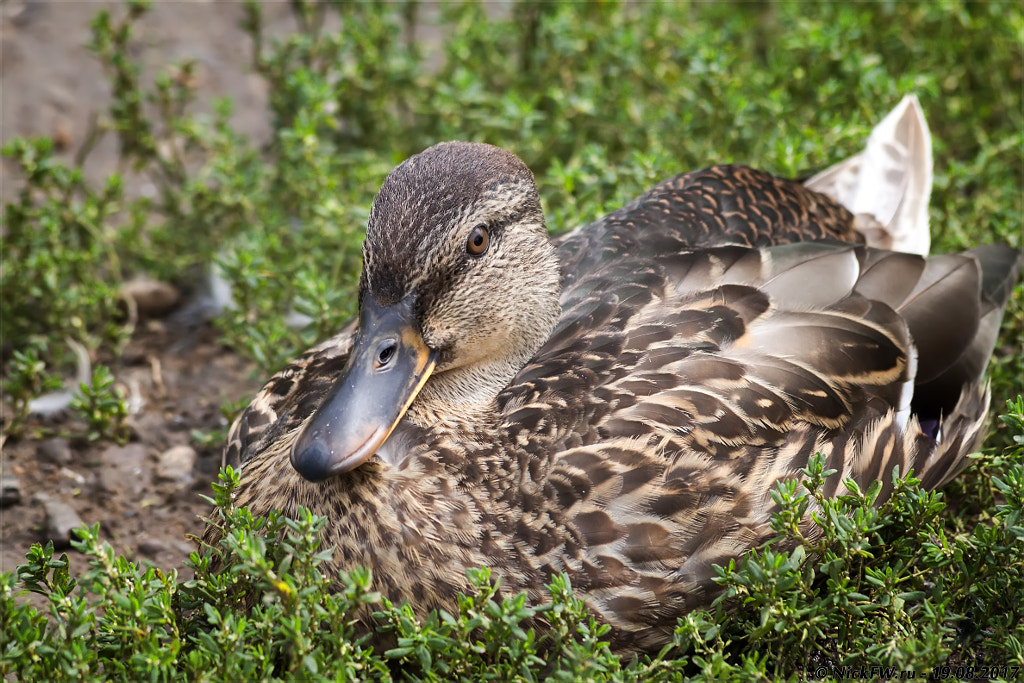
[805,94,932,256]
[902,245,1021,420]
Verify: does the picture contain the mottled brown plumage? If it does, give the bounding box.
[207,142,1021,652]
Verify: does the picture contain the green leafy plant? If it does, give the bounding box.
[69,365,129,444]
[0,398,1020,680]
[1,136,130,357]
[1,345,63,436]
[682,398,1024,677]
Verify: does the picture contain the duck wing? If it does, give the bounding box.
[498,241,1019,649]
[553,164,863,292]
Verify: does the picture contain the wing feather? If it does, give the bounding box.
[498,238,1012,643]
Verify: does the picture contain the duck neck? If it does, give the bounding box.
[409,302,561,431]
[407,356,523,430]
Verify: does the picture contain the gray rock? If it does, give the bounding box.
[137,536,169,558]
[46,82,74,111]
[37,437,72,466]
[173,539,197,556]
[97,443,148,496]
[121,276,181,318]
[9,0,47,28]
[0,476,21,507]
[58,467,86,486]
[40,497,85,549]
[156,445,197,486]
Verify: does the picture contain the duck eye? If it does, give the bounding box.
[466,225,489,256]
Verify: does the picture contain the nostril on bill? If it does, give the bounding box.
[376,341,397,368]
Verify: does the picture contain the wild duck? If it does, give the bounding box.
[207,139,1021,652]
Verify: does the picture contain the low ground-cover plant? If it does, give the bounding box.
[2,398,1022,680]
[2,1,1022,680]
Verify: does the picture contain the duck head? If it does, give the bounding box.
[291,142,562,481]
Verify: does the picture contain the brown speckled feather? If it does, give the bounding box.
[210,143,1021,653]
[554,165,862,289]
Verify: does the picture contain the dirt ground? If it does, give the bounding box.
[0,2,306,581]
[0,324,257,579]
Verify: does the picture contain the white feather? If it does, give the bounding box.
[805,94,933,256]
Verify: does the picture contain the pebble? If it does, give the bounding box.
[46,83,74,111]
[37,437,73,466]
[39,496,85,549]
[156,445,197,486]
[52,117,72,150]
[137,536,169,558]
[0,476,21,507]
[58,467,86,486]
[96,443,147,496]
[121,276,181,318]
[173,539,197,556]
[9,0,46,28]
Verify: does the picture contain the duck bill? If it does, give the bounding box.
[290,293,436,482]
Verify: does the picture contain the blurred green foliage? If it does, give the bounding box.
[3,0,1019,374]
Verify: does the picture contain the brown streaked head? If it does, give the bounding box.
[292,142,562,480]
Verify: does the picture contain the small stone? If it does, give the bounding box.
[37,437,73,466]
[156,445,197,486]
[97,443,147,496]
[121,276,181,318]
[10,0,46,28]
[46,83,74,111]
[58,467,86,486]
[172,539,197,557]
[40,497,85,549]
[137,536,169,558]
[52,117,72,151]
[0,476,21,507]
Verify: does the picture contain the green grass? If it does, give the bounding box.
[1,0,1022,680]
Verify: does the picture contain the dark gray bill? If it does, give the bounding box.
[290,293,436,481]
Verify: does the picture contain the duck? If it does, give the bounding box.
[206,139,1021,653]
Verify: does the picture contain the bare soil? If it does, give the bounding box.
[1,324,258,578]
[1,1,296,580]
